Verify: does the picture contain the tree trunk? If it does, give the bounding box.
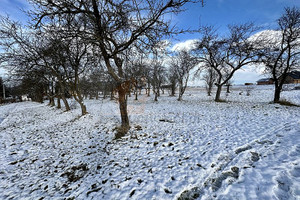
[74,95,87,115]
[215,85,222,102]
[47,96,51,105]
[103,89,106,99]
[226,85,230,93]
[177,95,182,101]
[274,86,281,103]
[59,83,70,111]
[96,90,99,100]
[61,94,70,111]
[56,88,61,109]
[147,82,151,96]
[57,96,61,109]
[118,88,129,128]
[171,84,176,96]
[110,89,114,100]
[37,95,43,103]
[135,87,138,100]
[178,80,185,101]
[207,86,212,96]
[73,89,87,116]
[128,89,131,97]
[178,86,183,101]
[49,96,55,107]
[79,101,87,115]
[154,92,158,101]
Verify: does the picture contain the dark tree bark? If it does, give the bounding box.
[135,85,138,100]
[60,84,70,111]
[215,84,222,102]
[118,89,129,128]
[57,96,61,109]
[274,87,282,103]
[226,84,230,93]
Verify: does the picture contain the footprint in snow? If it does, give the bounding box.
[273,171,293,200]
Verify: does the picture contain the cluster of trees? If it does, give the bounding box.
[0,1,299,132]
[194,23,260,101]
[196,7,300,102]
[0,0,204,132]
[0,77,22,103]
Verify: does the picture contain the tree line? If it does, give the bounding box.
[0,1,299,134]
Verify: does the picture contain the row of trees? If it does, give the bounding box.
[0,0,205,132]
[196,7,300,102]
[0,1,299,132]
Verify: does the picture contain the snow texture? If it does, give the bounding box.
[0,85,299,200]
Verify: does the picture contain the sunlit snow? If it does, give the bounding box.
[0,85,299,200]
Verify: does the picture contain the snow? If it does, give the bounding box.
[0,85,299,200]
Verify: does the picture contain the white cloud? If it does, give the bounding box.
[171,39,199,52]
[0,68,7,77]
[233,65,266,84]
[248,29,282,48]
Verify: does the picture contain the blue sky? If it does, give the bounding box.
[2,0,300,39]
[1,0,300,84]
[0,0,30,22]
[175,0,300,40]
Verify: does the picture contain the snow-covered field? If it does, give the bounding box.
[0,85,299,200]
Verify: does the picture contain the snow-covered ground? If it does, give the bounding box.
[0,85,299,200]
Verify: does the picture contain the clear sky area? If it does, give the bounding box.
[1,0,300,84]
[175,0,300,40]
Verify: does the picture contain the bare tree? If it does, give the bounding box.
[123,48,148,101]
[202,66,217,96]
[14,68,48,103]
[170,50,198,101]
[62,35,93,115]
[166,67,178,96]
[0,17,73,110]
[40,37,72,111]
[150,60,166,101]
[196,24,259,101]
[87,67,106,100]
[195,26,226,101]
[257,7,300,103]
[29,0,202,131]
